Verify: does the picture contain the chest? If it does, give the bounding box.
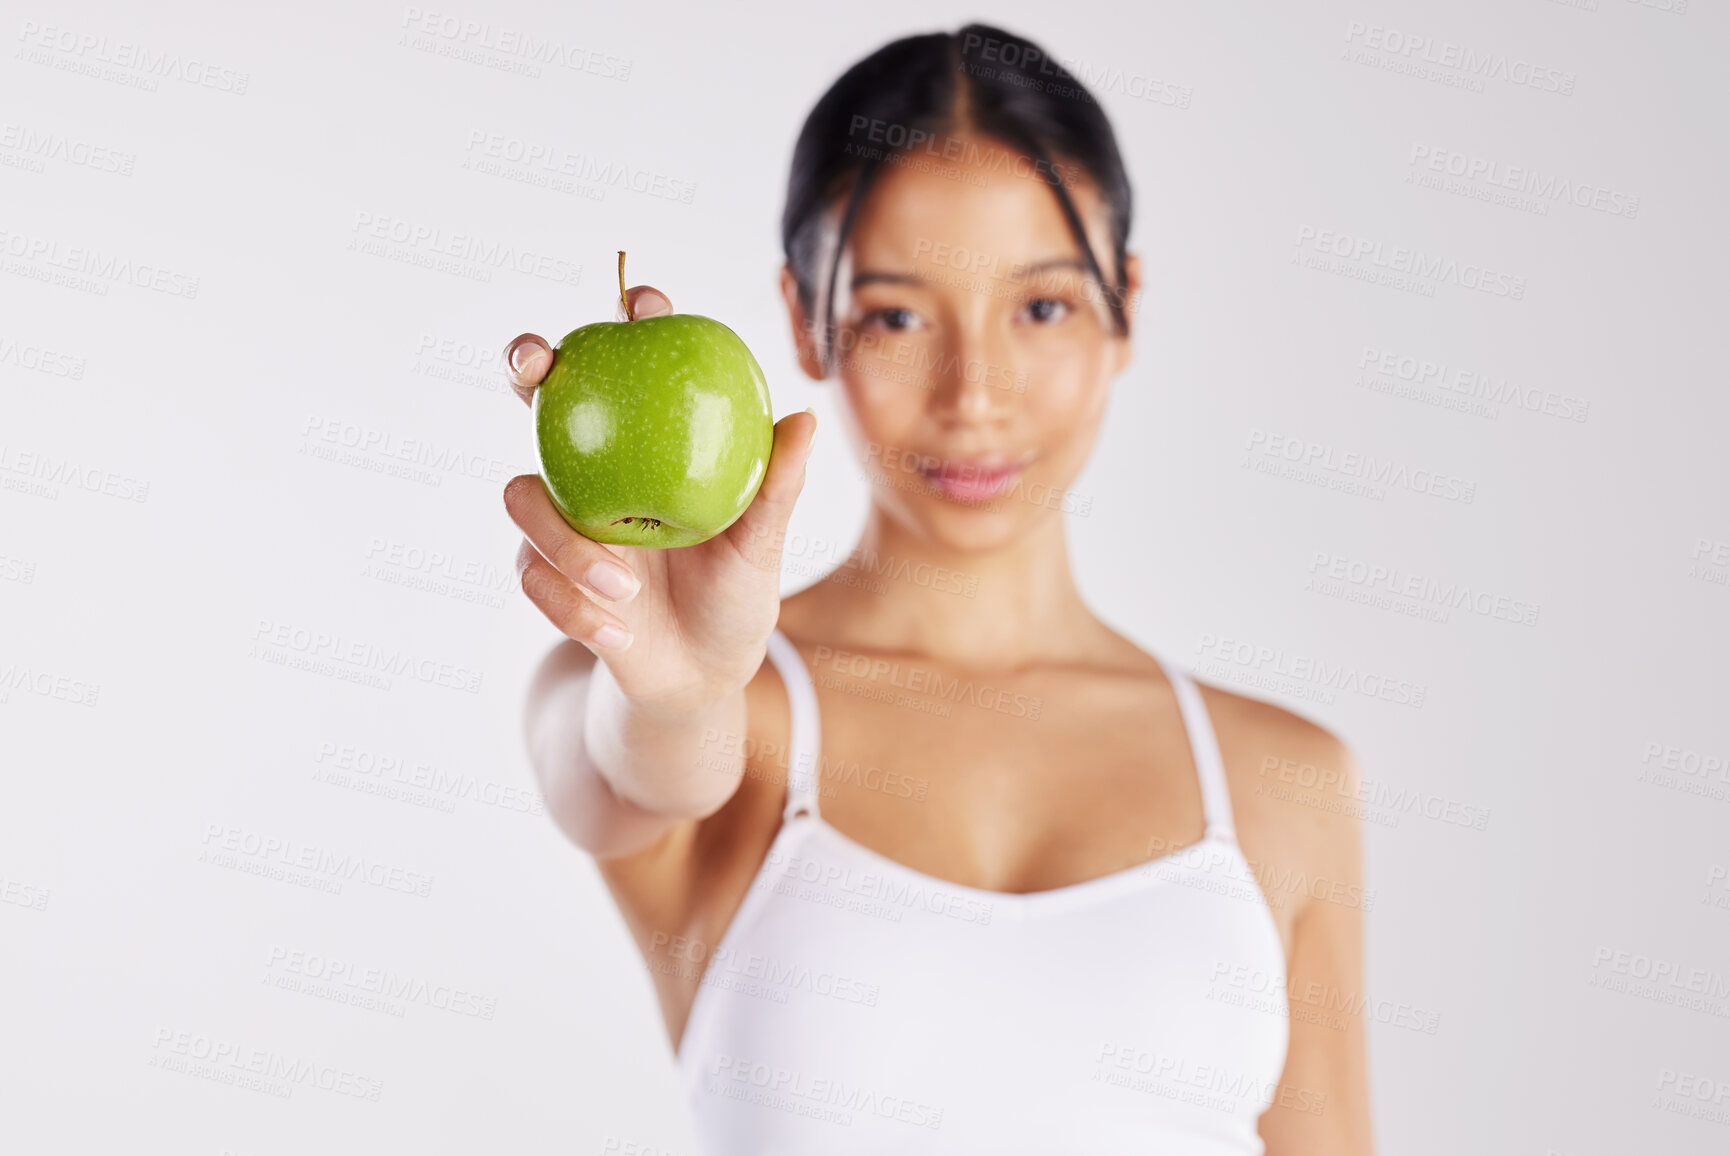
[678,816,1292,1153]
[786,658,1212,895]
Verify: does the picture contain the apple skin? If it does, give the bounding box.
[534,313,774,548]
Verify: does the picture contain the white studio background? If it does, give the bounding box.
[1,0,1726,1153]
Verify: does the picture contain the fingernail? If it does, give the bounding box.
[592,624,633,651]
[510,343,547,376]
[804,406,818,432]
[586,560,640,603]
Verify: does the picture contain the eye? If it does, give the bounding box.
[1020,297,1071,325]
[863,307,921,333]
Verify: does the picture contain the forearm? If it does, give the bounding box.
[581,655,747,817]
[522,641,746,857]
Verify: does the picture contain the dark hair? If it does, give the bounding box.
[782,24,1134,372]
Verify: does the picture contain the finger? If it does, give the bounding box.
[614,285,674,321]
[723,408,819,572]
[503,474,642,603]
[504,333,553,406]
[516,541,634,652]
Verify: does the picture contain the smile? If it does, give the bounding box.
[918,455,1030,502]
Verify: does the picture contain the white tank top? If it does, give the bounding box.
[676,629,1290,1154]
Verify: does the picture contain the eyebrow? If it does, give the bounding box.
[850,257,1092,290]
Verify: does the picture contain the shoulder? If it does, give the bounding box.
[1198,679,1361,802]
[1192,677,1366,918]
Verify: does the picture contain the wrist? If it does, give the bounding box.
[584,664,749,816]
[606,639,766,723]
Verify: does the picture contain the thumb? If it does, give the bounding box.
[724,408,819,573]
[617,285,673,321]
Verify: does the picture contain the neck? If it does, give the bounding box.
[799,504,1103,669]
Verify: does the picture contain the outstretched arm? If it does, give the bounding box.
[1259,741,1376,1155]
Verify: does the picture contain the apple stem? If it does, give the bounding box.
[617,251,633,322]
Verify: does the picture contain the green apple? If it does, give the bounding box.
[534,254,774,548]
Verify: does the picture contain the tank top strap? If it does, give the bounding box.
[764,629,823,821]
[1155,654,1238,843]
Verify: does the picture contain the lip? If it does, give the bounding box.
[919,454,1031,502]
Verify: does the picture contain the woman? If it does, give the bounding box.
[502,23,1373,1155]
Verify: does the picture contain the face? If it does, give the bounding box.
[781,131,1141,553]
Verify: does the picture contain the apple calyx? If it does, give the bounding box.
[617,250,634,322]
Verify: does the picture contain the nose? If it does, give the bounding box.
[932,318,1015,429]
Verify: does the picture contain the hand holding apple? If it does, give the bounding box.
[502,276,818,714]
[534,254,775,549]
